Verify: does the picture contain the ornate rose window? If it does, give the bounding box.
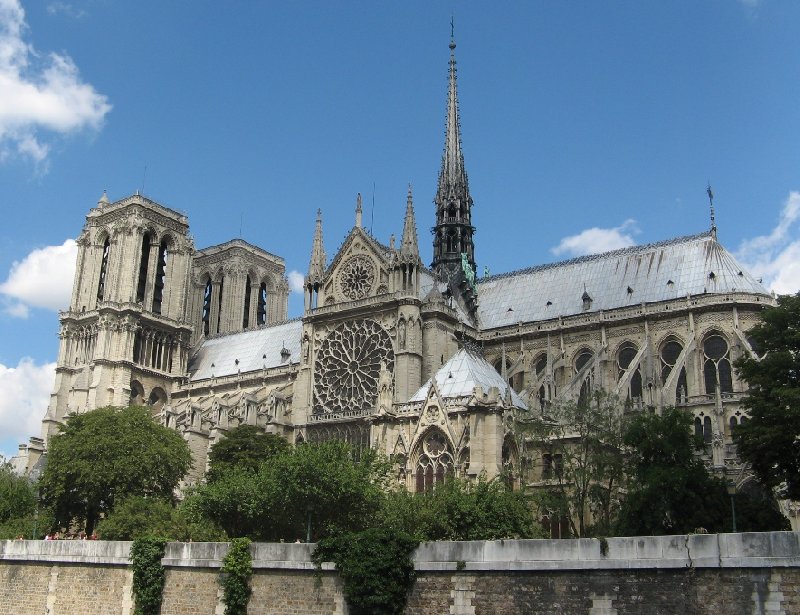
[313,319,394,415]
[337,255,375,301]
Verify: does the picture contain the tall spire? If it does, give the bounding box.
[707,182,717,240]
[400,184,420,259]
[306,208,326,286]
[432,27,476,285]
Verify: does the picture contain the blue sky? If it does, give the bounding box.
[2,0,800,458]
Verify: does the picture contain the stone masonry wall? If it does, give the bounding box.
[1,532,799,615]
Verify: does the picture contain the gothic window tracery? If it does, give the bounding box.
[313,319,394,415]
[415,430,454,492]
[703,332,733,395]
[337,255,375,301]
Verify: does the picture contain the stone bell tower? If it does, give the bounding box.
[42,192,194,441]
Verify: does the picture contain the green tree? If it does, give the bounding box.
[379,476,538,541]
[616,407,730,535]
[517,392,627,537]
[206,426,289,482]
[0,462,46,539]
[734,292,800,500]
[40,406,192,534]
[192,441,390,541]
[96,495,227,541]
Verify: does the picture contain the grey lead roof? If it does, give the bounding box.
[189,319,302,380]
[476,232,770,330]
[409,348,528,409]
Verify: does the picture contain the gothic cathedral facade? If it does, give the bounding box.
[18,38,782,522]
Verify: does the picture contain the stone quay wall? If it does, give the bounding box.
[1,531,799,614]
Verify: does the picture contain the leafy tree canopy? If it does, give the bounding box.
[94,495,227,541]
[40,406,192,534]
[206,426,290,482]
[192,441,390,541]
[379,476,538,541]
[0,462,47,539]
[617,408,729,536]
[735,292,800,499]
[0,462,36,523]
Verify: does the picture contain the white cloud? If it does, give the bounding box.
[551,219,638,257]
[46,2,87,19]
[0,239,77,316]
[288,270,305,294]
[0,358,54,457]
[736,192,800,295]
[0,0,111,165]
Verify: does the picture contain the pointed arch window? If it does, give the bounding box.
[242,276,252,329]
[152,240,168,314]
[703,333,733,395]
[575,349,594,408]
[415,431,453,492]
[201,278,212,336]
[257,282,268,325]
[617,342,642,402]
[216,276,225,333]
[661,338,688,403]
[96,237,110,301]
[135,233,152,303]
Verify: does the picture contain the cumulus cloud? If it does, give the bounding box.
[736,192,800,295]
[0,0,111,165]
[0,239,77,316]
[0,358,54,457]
[551,219,638,257]
[288,270,305,294]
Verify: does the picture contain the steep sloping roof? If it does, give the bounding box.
[477,232,770,329]
[189,319,302,380]
[409,348,527,409]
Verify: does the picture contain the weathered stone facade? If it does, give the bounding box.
[14,37,793,526]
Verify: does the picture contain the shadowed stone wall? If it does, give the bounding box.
[1,532,799,614]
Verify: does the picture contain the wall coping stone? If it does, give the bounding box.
[0,539,131,565]
[3,532,799,572]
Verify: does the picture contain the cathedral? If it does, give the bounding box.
[17,37,778,514]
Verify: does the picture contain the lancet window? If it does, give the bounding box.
[151,239,168,314]
[257,282,267,325]
[242,276,252,329]
[135,233,152,303]
[96,237,110,301]
[201,278,212,336]
[575,349,594,408]
[617,342,643,402]
[660,337,688,403]
[703,332,733,395]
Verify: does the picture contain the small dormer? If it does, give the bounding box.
[582,288,593,312]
